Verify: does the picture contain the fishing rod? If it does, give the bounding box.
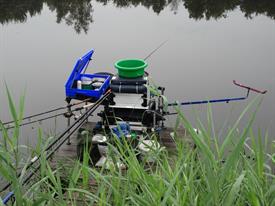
[4,112,66,130]
[1,90,111,204]
[143,39,169,61]
[143,26,214,61]
[2,98,92,126]
[3,102,94,130]
[166,80,267,115]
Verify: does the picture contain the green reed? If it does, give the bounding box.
[0,88,274,205]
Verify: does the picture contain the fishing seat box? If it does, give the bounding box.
[109,75,148,110]
[65,50,111,102]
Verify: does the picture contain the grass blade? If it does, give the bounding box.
[223,172,245,206]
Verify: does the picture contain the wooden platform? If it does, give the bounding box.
[47,123,190,204]
[48,122,189,201]
[51,122,188,166]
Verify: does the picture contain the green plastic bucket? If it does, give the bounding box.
[115,59,148,78]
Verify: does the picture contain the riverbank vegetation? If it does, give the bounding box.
[0,89,274,205]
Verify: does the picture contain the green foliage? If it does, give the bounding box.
[0,88,274,205]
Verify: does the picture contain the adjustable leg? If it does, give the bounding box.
[65,98,72,145]
[67,111,71,145]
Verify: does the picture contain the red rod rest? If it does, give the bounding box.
[233,80,267,94]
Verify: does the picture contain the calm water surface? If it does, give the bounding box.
[0,0,274,141]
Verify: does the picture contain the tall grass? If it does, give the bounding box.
[0,89,274,205]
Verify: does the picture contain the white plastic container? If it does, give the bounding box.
[138,140,161,163]
[92,134,108,156]
[77,80,82,89]
[81,76,92,85]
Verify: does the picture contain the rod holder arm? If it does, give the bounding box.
[167,80,267,107]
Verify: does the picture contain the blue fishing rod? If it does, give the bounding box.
[166,80,267,114]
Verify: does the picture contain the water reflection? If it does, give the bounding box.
[46,0,93,33]
[0,0,43,24]
[0,0,274,33]
[183,0,275,20]
[0,0,93,33]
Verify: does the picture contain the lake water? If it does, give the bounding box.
[0,0,274,142]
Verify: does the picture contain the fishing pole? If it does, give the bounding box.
[0,90,111,202]
[3,102,97,130]
[143,39,169,61]
[166,80,267,115]
[143,26,214,61]
[2,98,91,126]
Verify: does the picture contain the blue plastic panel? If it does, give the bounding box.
[65,50,111,101]
[65,50,94,89]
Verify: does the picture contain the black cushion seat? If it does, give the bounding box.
[111,75,147,86]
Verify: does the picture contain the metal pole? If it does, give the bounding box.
[153,99,157,129]
[85,101,88,123]
[160,87,165,128]
[66,98,72,145]
[66,105,72,145]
